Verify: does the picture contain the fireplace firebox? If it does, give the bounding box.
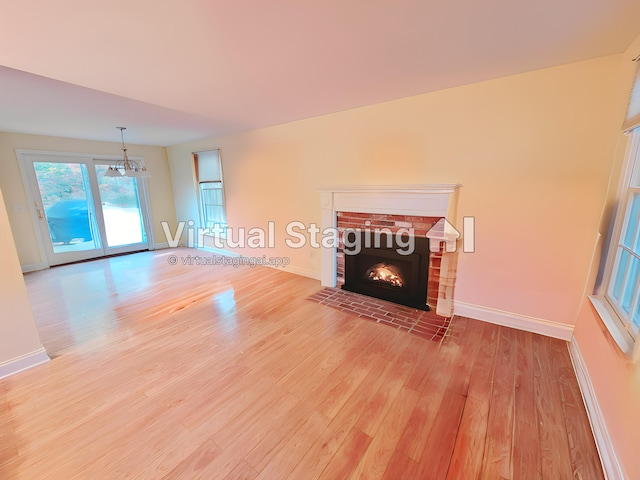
[342,231,430,311]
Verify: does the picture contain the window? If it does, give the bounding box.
[605,130,640,339]
[194,150,227,234]
[591,56,640,360]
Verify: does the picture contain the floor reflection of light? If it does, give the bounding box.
[60,270,118,343]
[108,254,154,297]
[27,251,159,356]
[213,289,237,334]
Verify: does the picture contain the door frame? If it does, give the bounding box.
[92,159,154,256]
[16,149,154,268]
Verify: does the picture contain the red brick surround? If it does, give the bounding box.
[336,212,444,309]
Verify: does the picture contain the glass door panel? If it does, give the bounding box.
[33,162,103,262]
[18,152,153,267]
[95,165,148,250]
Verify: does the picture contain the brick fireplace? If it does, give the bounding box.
[320,184,461,316]
[336,212,443,308]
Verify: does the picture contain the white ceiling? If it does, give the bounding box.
[1,0,639,147]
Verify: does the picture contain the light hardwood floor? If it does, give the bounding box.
[2,248,603,479]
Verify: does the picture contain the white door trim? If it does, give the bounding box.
[16,149,151,267]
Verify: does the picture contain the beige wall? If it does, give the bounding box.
[573,33,640,479]
[168,53,627,328]
[574,300,640,478]
[168,45,637,476]
[0,132,177,267]
[0,30,635,476]
[0,187,44,365]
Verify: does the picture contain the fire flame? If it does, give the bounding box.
[365,263,404,287]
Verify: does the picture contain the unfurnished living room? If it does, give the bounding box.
[1,1,640,479]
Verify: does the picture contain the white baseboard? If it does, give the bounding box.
[568,339,626,480]
[196,245,241,257]
[453,300,574,341]
[184,244,320,280]
[276,264,321,281]
[21,262,48,273]
[153,242,171,250]
[0,347,50,380]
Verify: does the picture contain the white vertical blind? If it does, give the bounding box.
[623,57,640,133]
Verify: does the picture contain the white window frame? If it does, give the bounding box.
[194,150,227,237]
[592,129,640,360]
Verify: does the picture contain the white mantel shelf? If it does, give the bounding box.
[319,184,461,193]
[319,184,461,218]
[319,184,461,287]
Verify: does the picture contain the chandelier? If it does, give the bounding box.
[104,127,150,177]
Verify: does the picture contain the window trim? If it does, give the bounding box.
[596,129,640,361]
[588,296,635,356]
[193,150,227,238]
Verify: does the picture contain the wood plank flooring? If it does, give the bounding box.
[0,248,604,479]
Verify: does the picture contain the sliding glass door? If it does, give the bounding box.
[94,163,149,250]
[19,152,151,266]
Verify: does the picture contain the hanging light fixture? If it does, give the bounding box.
[104,127,150,177]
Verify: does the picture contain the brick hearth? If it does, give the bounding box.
[308,287,450,342]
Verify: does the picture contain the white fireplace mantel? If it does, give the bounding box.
[319,184,461,287]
